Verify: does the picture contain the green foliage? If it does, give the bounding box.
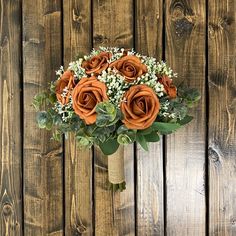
[76,135,92,147]
[144,132,160,142]
[32,93,47,111]
[177,115,193,125]
[99,138,120,155]
[32,86,57,111]
[151,122,180,135]
[52,130,62,141]
[36,111,53,130]
[95,101,122,127]
[178,86,201,108]
[136,133,149,151]
[117,125,136,145]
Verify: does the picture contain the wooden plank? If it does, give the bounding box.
[135,0,164,234]
[165,0,206,235]
[63,2,93,235]
[0,0,22,235]
[93,0,135,235]
[208,0,236,235]
[23,1,63,235]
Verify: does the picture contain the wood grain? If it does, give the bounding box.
[0,0,22,235]
[93,0,135,235]
[208,0,236,235]
[165,0,206,235]
[23,1,63,235]
[63,1,93,235]
[135,0,164,234]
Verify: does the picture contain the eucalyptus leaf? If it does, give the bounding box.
[99,138,119,155]
[178,115,193,125]
[144,132,160,142]
[151,122,180,134]
[36,111,49,129]
[117,133,134,145]
[136,134,149,151]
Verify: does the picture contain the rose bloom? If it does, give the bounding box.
[82,52,111,75]
[72,76,108,124]
[109,55,147,83]
[55,70,75,105]
[158,76,177,98]
[120,85,160,130]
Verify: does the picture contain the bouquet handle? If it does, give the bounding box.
[108,146,126,191]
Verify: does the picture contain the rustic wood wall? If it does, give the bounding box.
[0,0,235,235]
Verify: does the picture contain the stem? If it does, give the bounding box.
[107,146,126,191]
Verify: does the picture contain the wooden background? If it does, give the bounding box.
[0,0,235,235]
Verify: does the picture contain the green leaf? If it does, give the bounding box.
[76,135,91,147]
[32,93,47,110]
[117,125,129,134]
[178,115,193,126]
[99,138,119,155]
[138,126,153,135]
[116,125,136,144]
[136,134,149,151]
[144,132,160,142]
[95,102,121,127]
[36,111,49,128]
[45,119,53,130]
[178,87,201,108]
[117,133,135,145]
[52,130,62,141]
[151,122,180,134]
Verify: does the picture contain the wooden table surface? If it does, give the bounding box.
[0,0,235,235]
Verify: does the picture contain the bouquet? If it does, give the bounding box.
[33,47,200,191]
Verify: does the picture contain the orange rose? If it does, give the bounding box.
[109,55,147,83]
[158,76,177,98]
[120,85,160,130]
[82,52,111,75]
[72,76,108,124]
[55,70,75,105]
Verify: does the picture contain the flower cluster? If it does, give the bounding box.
[33,47,200,155]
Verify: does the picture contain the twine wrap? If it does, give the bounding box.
[108,146,125,184]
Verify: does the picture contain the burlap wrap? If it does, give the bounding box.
[108,146,125,184]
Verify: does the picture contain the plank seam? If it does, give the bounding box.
[91,1,95,236]
[205,0,209,234]
[61,0,66,234]
[162,0,167,235]
[20,0,25,234]
[133,1,137,235]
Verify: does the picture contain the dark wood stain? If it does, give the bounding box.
[165,0,206,235]
[208,0,236,235]
[0,0,22,235]
[0,0,235,235]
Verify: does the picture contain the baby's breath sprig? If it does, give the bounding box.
[55,66,64,78]
[54,93,73,122]
[97,68,129,106]
[131,74,165,97]
[68,60,87,79]
[158,99,176,119]
[141,56,177,78]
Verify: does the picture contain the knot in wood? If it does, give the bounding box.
[174,18,194,37]
[94,34,108,44]
[2,202,13,216]
[231,218,236,225]
[76,224,86,234]
[72,9,83,23]
[208,147,220,164]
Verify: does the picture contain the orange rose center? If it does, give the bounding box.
[132,97,150,115]
[78,92,97,109]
